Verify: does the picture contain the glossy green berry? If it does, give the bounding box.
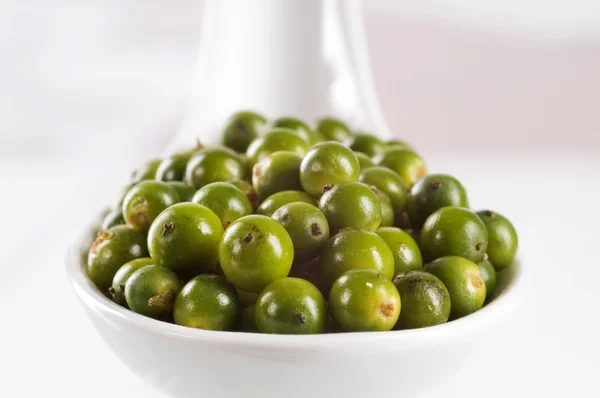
[222,111,267,153]
[219,215,294,293]
[477,257,497,299]
[148,202,223,276]
[101,208,125,230]
[355,152,374,170]
[299,141,360,197]
[359,166,408,216]
[256,190,317,217]
[425,256,486,319]
[131,159,161,183]
[255,278,327,334]
[227,179,260,210]
[192,182,253,229]
[329,269,401,332]
[125,265,181,319]
[421,206,488,263]
[271,202,330,261]
[246,128,310,168]
[393,270,450,329]
[319,228,394,288]
[476,210,518,270]
[166,181,196,202]
[376,227,423,274]
[252,151,302,199]
[87,225,149,293]
[407,174,469,227]
[319,181,382,232]
[155,152,193,182]
[375,149,427,187]
[185,147,246,188]
[110,257,155,307]
[122,181,180,232]
[174,274,240,331]
[344,133,385,157]
[272,117,325,145]
[315,117,352,142]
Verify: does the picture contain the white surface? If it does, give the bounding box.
[1,1,600,397]
[368,0,600,37]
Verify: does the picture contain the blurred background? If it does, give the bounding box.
[1,0,599,397]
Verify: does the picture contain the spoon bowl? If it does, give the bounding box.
[67,219,522,398]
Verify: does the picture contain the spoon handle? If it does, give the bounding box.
[169,0,390,153]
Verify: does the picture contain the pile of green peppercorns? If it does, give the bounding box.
[87,111,518,334]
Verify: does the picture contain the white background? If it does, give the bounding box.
[1,1,599,397]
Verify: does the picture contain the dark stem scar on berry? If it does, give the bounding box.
[148,290,176,308]
[250,225,265,240]
[376,272,381,279]
[406,278,419,292]
[295,313,306,324]
[243,232,254,243]
[483,210,495,218]
[431,181,442,190]
[369,185,379,194]
[471,274,484,288]
[379,302,395,318]
[321,184,334,194]
[475,242,483,251]
[311,223,323,236]
[162,221,175,236]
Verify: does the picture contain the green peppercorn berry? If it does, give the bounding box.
[329,269,401,332]
[315,117,352,142]
[476,210,518,271]
[222,111,268,153]
[299,142,360,197]
[185,147,247,189]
